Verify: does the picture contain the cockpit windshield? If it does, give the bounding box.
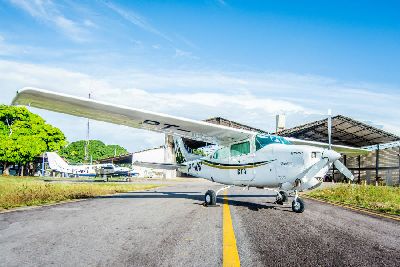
[255,134,291,151]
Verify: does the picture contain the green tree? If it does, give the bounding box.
[0,105,66,175]
[60,140,128,164]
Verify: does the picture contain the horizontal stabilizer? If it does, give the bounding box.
[132,161,185,170]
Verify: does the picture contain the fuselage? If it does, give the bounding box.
[180,134,329,191]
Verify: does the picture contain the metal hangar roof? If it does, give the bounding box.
[277,115,400,147]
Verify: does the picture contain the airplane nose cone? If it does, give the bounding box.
[323,149,341,162]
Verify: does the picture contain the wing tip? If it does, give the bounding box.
[12,87,39,106]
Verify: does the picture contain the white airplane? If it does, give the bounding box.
[46,151,97,177]
[46,151,132,178]
[12,88,367,213]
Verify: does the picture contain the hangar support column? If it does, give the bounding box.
[164,134,176,179]
[357,155,361,184]
[375,144,380,185]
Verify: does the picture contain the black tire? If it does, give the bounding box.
[275,194,283,205]
[292,198,305,213]
[279,191,288,203]
[205,190,216,206]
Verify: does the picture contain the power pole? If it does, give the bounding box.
[84,93,91,163]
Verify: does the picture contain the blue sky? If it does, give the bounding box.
[1,0,399,152]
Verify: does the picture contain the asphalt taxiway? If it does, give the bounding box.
[0,180,399,266]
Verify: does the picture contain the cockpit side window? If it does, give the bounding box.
[311,152,322,159]
[255,134,291,151]
[230,141,250,157]
[213,147,230,159]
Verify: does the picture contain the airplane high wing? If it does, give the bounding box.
[12,87,254,145]
[12,87,368,155]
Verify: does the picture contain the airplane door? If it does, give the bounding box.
[229,140,255,185]
[230,153,255,185]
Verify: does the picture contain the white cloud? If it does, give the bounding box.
[103,1,172,42]
[174,34,197,49]
[174,49,198,59]
[83,19,96,28]
[0,33,18,56]
[9,0,88,42]
[0,35,17,56]
[1,59,399,151]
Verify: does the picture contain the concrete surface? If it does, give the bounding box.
[0,180,399,267]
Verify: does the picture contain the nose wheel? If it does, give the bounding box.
[291,191,305,213]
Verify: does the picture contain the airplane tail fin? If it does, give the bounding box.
[46,152,70,173]
[173,137,203,162]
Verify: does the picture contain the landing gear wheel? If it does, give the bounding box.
[292,197,305,213]
[275,194,283,205]
[279,191,288,203]
[204,190,216,206]
[276,191,288,205]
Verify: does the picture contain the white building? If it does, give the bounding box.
[132,135,176,178]
[132,146,165,178]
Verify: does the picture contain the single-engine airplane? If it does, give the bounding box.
[12,88,368,213]
[46,152,132,178]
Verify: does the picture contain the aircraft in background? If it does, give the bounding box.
[46,152,132,178]
[13,88,368,213]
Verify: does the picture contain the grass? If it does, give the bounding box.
[0,176,162,211]
[42,176,127,182]
[305,184,400,215]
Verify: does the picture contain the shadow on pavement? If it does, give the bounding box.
[99,191,293,212]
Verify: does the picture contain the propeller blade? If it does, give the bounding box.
[327,109,332,150]
[334,160,354,180]
[303,158,329,180]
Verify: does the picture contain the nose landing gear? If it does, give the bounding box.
[291,190,305,213]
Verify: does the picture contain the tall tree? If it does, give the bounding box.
[0,105,66,175]
[60,140,128,164]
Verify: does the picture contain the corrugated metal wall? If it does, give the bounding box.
[333,147,400,186]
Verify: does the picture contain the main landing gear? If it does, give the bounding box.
[204,187,305,213]
[275,190,289,205]
[204,190,216,206]
[204,186,231,206]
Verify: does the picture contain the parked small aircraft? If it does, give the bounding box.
[46,151,132,178]
[46,152,97,177]
[12,88,367,213]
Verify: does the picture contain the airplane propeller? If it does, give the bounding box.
[301,110,354,183]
